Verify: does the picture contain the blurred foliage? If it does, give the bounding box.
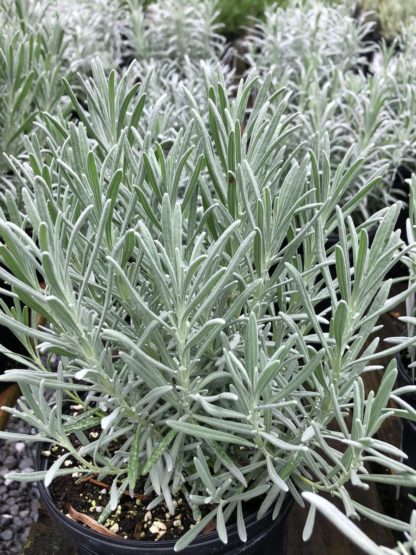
[216,0,287,37]
[139,0,416,39]
[358,0,416,37]
[218,0,416,38]
[207,0,349,38]
[143,0,287,36]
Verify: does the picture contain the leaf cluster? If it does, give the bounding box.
[0,60,415,550]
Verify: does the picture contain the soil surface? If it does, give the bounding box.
[45,425,210,544]
[49,463,197,542]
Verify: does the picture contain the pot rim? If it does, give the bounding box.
[36,443,293,548]
[396,352,416,432]
[396,351,416,388]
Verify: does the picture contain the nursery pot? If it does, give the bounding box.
[0,269,28,390]
[0,326,27,382]
[391,166,411,237]
[396,353,416,522]
[0,258,46,427]
[0,327,28,431]
[0,270,28,429]
[36,446,292,555]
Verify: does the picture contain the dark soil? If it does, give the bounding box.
[44,419,210,544]
[48,466,196,541]
[44,431,263,544]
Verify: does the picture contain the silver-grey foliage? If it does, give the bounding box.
[303,492,416,554]
[45,0,127,73]
[122,0,234,140]
[0,0,66,174]
[387,176,416,374]
[123,0,226,65]
[245,1,416,219]
[245,0,374,88]
[0,62,415,551]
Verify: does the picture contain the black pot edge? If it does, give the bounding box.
[36,443,294,551]
[395,353,416,525]
[396,352,416,434]
[0,343,27,393]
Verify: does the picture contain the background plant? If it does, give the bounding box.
[124,0,226,65]
[0,0,65,180]
[116,0,235,140]
[44,0,127,74]
[245,1,416,219]
[245,0,374,90]
[133,59,235,142]
[358,0,416,39]
[375,33,416,184]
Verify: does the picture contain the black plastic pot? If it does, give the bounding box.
[37,446,292,555]
[391,166,412,236]
[0,253,46,393]
[0,325,27,381]
[0,325,28,398]
[0,268,29,392]
[396,353,416,522]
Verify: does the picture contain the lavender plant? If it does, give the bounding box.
[0,63,415,551]
[375,35,416,184]
[404,178,416,369]
[246,1,416,219]
[325,70,402,218]
[124,0,226,66]
[45,0,127,73]
[265,68,395,218]
[245,0,374,90]
[123,0,234,138]
[133,59,235,141]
